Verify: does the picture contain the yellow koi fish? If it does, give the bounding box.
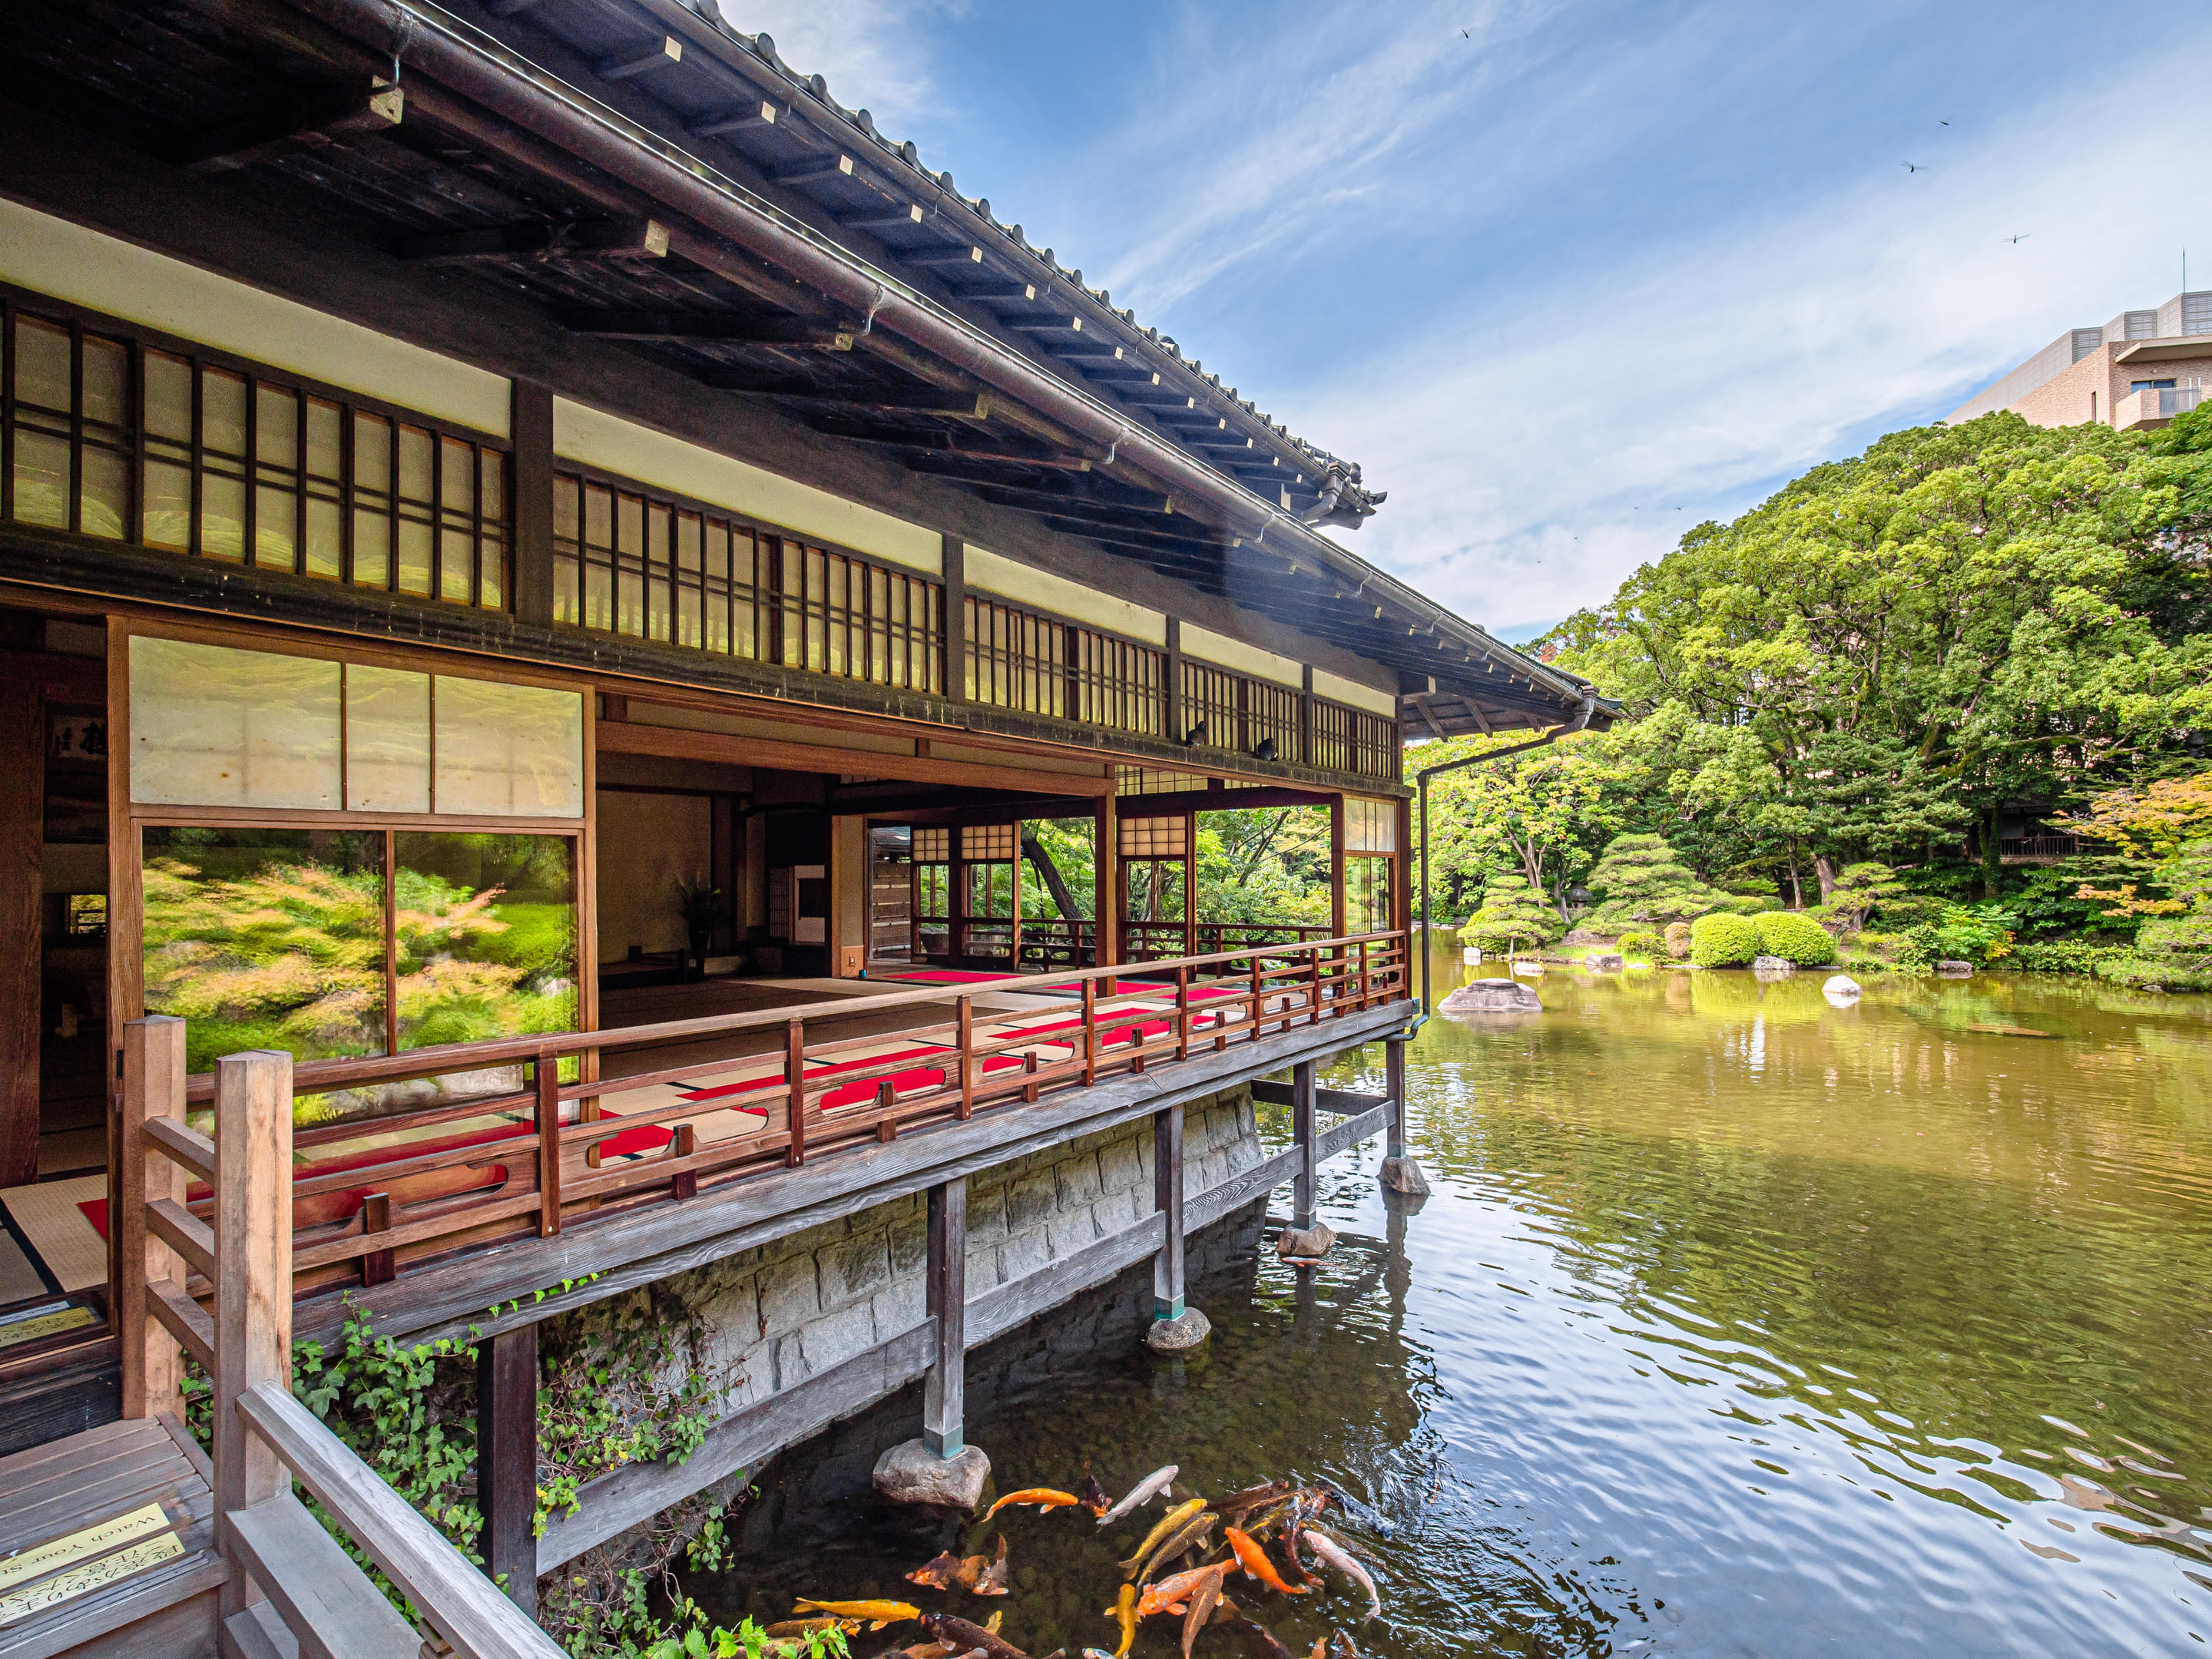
[1119,1495,1207,1577]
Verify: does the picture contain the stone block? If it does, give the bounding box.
[1053,1151,1103,1210]
[966,1184,1010,1241]
[874,1439,990,1510]
[1006,1170,1058,1230]
[872,1277,926,1336]
[998,1227,1050,1283]
[772,1333,806,1391]
[756,1250,820,1339]
[1046,1207,1101,1258]
[889,1214,929,1277]
[1098,1136,1145,1195]
[798,1300,877,1376]
[965,1238,1003,1290]
[1224,1133,1261,1175]
[819,1231,892,1309]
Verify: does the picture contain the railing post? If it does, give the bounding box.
[1380,1031,1430,1197]
[1174,966,1190,1060]
[957,995,975,1119]
[478,1325,540,1618]
[534,1048,562,1237]
[1081,979,1098,1085]
[922,1177,966,1456]
[784,1017,807,1167]
[1144,1102,1208,1352]
[119,1015,187,1425]
[1359,938,1372,1009]
[214,1049,293,1620]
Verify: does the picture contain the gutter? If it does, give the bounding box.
[279,0,1592,710]
[1414,694,1597,1015]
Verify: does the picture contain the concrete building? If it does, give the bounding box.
[1949,289,2212,432]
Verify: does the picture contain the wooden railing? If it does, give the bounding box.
[119,1026,562,1659]
[135,933,1408,1310]
[1120,920,1337,962]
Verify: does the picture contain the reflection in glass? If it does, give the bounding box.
[129,636,341,809]
[432,677,583,816]
[393,833,577,1051]
[141,827,386,1076]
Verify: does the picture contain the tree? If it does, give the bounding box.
[1458,874,1565,957]
[1581,833,1728,929]
[1419,732,1621,919]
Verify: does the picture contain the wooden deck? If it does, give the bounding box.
[0,1416,226,1659]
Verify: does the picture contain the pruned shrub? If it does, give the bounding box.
[1616,929,1661,958]
[1754,910,1839,966]
[1663,920,1693,959]
[1582,834,1728,929]
[1689,912,1760,967]
[1459,873,1565,956]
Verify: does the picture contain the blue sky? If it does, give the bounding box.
[736,0,2212,639]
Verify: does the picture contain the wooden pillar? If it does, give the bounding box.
[922,1177,967,1457]
[0,670,41,1190]
[1385,1037,1409,1162]
[1151,1104,1185,1321]
[1394,795,1415,935]
[119,1016,187,1424]
[477,1326,540,1617]
[509,380,556,628]
[1094,789,1118,974]
[1291,1060,1316,1231]
[1299,664,1316,767]
[214,1049,292,1619]
[1008,823,1023,971]
[941,535,967,701]
[1329,796,1347,942]
[1182,810,1197,959]
[1164,618,1184,741]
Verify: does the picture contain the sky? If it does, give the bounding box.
[730,0,2212,641]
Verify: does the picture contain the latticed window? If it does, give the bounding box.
[1345,796,1399,853]
[5,296,508,609]
[962,823,1016,861]
[1118,815,1187,859]
[1312,697,1400,781]
[555,466,940,694]
[965,593,1167,737]
[1181,661,1300,757]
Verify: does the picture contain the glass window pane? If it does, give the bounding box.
[144,459,191,550]
[13,315,71,412]
[12,430,69,529]
[392,833,576,1051]
[432,677,584,817]
[202,368,247,459]
[144,351,191,442]
[256,385,297,469]
[141,826,389,1076]
[200,472,245,561]
[346,664,430,811]
[81,446,128,541]
[129,636,342,809]
[82,336,127,429]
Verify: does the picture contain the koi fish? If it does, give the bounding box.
[1226,1525,1310,1595]
[974,1535,1011,1597]
[1119,1496,1207,1576]
[1272,1495,1318,1588]
[793,1597,920,1628]
[919,1611,1029,1659]
[906,1550,965,1591]
[1104,1583,1137,1657]
[1183,1566,1226,1659]
[984,1487,1081,1520]
[1078,1466,1112,1517]
[1208,1478,1295,1521]
[1303,1529,1381,1622]
[1135,1561,1232,1620]
[1140,1513,1217,1584]
[1098,1464,1179,1525]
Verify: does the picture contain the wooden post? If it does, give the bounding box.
[1081,979,1098,1085]
[1174,966,1190,1060]
[360,1193,395,1286]
[956,995,975,1119]
[534,1048,562,1237]
[1151,1104,1185,1322]
[784,1017,807,1167]
[1094,789,1117,976]
[942,535,967,703]
[1164,618,1184,743]
[1299,664,1316,767]
[1181,810,1197,959]
[1291,1060,1316,1232]
[214,1049,293,1619]
[509,380,556,627]
[0,669,41,1192]
[119,1015,187,1423]
[477,1325,540,1618]
[1008,823,1023,970]
[922,1178,966,1458]
[1385,1037,1409,1162]
[1329,793,1348,944]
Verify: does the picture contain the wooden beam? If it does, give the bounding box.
[596,715,1111,798]
[922,1179,966,1456]
[182,85,403,172]
[400,217,671,265]
[119,1017,189,1425]
[842,204,925,230]
[0,667,38,1190]
[564,310,855,348]
[597,36,683,80]
[690,101,779,138]
[511,381,555,629]
[769,154,856,187]
[476,1326,539,1617]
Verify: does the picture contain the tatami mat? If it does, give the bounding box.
[0,1176,108,1295]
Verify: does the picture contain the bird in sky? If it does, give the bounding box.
[1902,162,1926,173]
[2002,233,2030,244]
[1940,119,1951,126]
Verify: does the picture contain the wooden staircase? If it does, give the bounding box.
[0,1416,227,1659]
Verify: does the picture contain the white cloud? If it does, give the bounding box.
[1293,54,2212,635]
[717,0,959,134]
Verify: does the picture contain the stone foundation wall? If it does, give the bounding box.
[548,1080,1264,1425]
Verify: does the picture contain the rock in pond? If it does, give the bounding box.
[1823,973,1863,999]
[873,1439,991,1510]
[1936,959,1975,978]
[1752,955,1795,977]
[1585,952,1625,972]
[1145,1306,1213,1353]
[1441,978,1542,1014]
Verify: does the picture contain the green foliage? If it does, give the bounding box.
[1689,912,1760,967]
[1419,733,1621,920]
[2094,955,2212,992]
[1615,929,1661,959]
[1581,833,1727,929]
[1826,862,1921,929]
[1896,904,2018,970]
[2010,939,2134,975]
[2091,834,2212,993]
[1459,873,1566,955]
[1753,911,1839,966]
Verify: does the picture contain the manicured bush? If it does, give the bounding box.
[1709,893,1780,916]
[1615,929,1661,958]
[2095,955,2212,992]
[1663,919,1693,959]
[1459,873,1565,956]
[1582,834,1728,929]
[2010,939,2131,975]
[1689,911,1760,967]
[1754,910,1839,966]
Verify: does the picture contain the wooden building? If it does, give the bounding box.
[0,2,1610,1651]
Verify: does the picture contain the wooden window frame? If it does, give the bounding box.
[1,282,511,611]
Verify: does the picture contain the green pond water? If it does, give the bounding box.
[690,947,2212,1656]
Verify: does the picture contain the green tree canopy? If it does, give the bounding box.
[1459,873,1567,956]
[1582,833,1729,929]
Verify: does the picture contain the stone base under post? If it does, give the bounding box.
[872,1439,991,1510]
[1379,1155,1431,1196]
[1144,1306,1212,1353]
[1276,1221,1336,1263]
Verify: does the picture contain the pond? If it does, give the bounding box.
[687,945,2212,1656]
